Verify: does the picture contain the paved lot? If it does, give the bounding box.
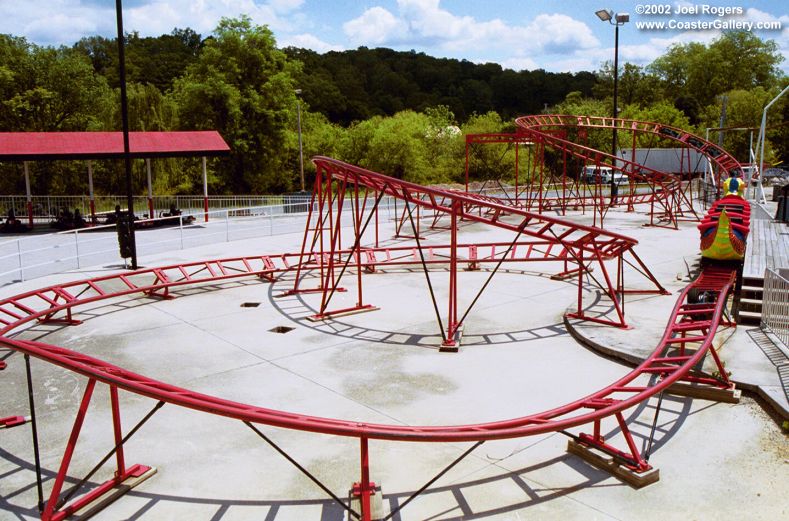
[0,207,787,520]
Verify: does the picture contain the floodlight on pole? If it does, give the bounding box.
[596,8,629,201]
[295,89,305,192]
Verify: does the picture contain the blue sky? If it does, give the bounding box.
[1,1,786,73]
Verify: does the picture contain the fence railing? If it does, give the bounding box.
[0,196,406,287]
[761,267,789,349]
[0,194,313,225]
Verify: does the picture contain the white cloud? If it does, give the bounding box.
[342,0,598,62]
[343,7,408,45]
[500,56,539,71]
[525,14,598,53]
[0,0,304,46]
[125,1,287,35]
[24,13,100,45]
[282,33,343,53]
[550,58,597,73]
[0,1,112,46]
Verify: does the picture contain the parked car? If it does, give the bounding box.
[581,166,626,184]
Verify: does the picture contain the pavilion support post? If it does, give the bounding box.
[145,158,154,220]
[24,161,33,228]
[87,161,96,224]
[202,156,209,222]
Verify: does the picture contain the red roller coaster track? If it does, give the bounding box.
[0,120,742,521]
[464,115,743,230]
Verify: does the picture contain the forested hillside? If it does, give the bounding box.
[0,16,785,197]
[284,47,595,124]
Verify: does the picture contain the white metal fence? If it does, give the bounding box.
[761,267,789,349]
[0,198,318,286]
[0,194,311,224]
[0,196,414,287]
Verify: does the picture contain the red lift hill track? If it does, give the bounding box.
[1,117,743,521]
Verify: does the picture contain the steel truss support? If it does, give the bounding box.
[40,379,157,521]
[286,157,669,340]
[294,166,385,321]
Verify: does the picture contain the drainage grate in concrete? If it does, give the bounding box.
[269,326,295,334]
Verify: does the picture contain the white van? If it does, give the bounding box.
[581,166,625,184]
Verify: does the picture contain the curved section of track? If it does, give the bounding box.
[0,251,735,443]
[311,155,637,259]
[516,114,743,183]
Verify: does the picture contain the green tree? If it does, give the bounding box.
[0,35,111,131]
[649,31,784,114]
[351,110,433,184]
[699,87,785,164]
[74,28,202,91]
[593,62,660,107]
[461,111,518,184]
[0,35,113,196]
[172,16,299,193]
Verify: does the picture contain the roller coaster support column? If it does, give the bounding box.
[561,148,568,215]
[355,437,374,521]
[515,142,520,204]
[444,201,461,348]
[41,379,155,521]
[284,166,327,295]
[627,130,637,212]
[318,177,347,314]
[538,142,545,211]
[569,408,659,488]
[308,172,380,320]
[354,180,363,306]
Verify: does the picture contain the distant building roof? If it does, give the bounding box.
[0,131,230,161]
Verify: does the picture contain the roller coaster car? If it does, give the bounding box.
[699,194,750,261]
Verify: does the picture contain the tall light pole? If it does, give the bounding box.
[596,9,629,202]
[295,89,305,192]
[116,0,137,269]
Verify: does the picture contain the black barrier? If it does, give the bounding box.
[116,214,134,259]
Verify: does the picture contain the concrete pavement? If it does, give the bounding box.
[0,206,787,521]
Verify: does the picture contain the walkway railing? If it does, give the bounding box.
[0,194,312,224]
[0,199,376,286]
[761,267,789,349]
